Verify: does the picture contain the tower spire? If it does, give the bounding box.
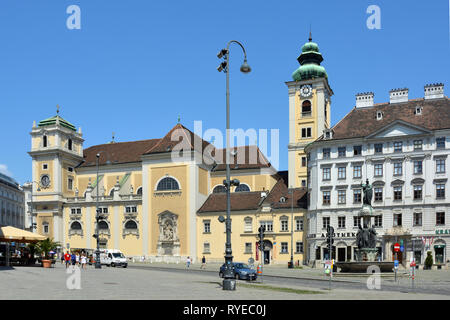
[56,104,60,115]
[309,25,312,42]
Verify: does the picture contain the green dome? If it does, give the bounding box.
[292,64,327,81]
[292,36,327,81]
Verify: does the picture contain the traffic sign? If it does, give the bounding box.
[400,245,404,252]
[394,260,399,268]
[394,243,400,252]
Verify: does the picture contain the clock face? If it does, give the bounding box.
[41,175,50,188]
[300,85,312,97]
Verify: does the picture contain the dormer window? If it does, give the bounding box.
[414,106,422,115]
[376,111,383,120]
[279,197,286,203]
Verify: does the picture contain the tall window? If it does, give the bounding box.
[393,162,402,175]
[323,148,331,159]
[260,221,273,232]
[413,212,422,226]
[394,141,403,153]
[436,137,445,149]
[414,160,423,174]
[338,167,346,179]
[353,216,360,228]
[374,143,383,153]
[353,165,362,179]
[68,178,73,191]
[156,177,179,191]
[393,213,402,227]
[322,167,331,180]
[68,139,73,151]
[244,243,252,254]
[374,164,383,177]
[281,243,288,254]
[244,217,252,232]
[338,147,346,157]
[374,215,382,227]
[124,219,138,229]
[353,189,362,203]
[295,218,303,231]
[43,135,48,148]
[436,212,445,225]
[301,156,307,167]
[436,159,446,173]
[296,242,304,253]
[280,218,289,232]
[338,216,346,228]
[203,242,210,253]
[322,217,330,229]
[322,191,331,205]
[414,140,423,150]
[436,184,445,199]
[393,186,402,200]
[413,185,423,200]
[43,223,49,234]
[337,190,346,204]
[374,187,383,201]
[301,100,312,116]
[353,145,362,156]
[203,220,211,233]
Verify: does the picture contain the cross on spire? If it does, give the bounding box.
[56,104,60,115]
[309,25,312,42]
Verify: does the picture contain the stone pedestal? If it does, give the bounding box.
[355,248,378,262]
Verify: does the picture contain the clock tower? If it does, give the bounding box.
[287,34,333,188]
[29,108,84,242]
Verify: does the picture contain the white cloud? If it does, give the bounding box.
[0,164,13,177]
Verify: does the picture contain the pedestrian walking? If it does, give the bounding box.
[75,252,80,266]
[60,252,64,264]
[81,253,87,269]
[64,251,71,269]
[186,256,191,269]
[201,256,206,269]
[71,252,76,269]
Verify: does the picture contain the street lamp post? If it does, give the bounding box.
[217,40,251,291]
[289,188,294,268]
[95,153,102,269]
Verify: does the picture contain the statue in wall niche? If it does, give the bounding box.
[163,221,174,241]
[130,185,134,195]
[75,188,79,196]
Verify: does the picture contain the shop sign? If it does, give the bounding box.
[435,229,450,235]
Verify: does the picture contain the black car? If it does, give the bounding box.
[219,262,257,280]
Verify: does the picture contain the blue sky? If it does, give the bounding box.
[0,0,448,184]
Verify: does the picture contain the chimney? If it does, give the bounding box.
[424,83,444,100]
[355,92,374,108]
[389,88,409,104]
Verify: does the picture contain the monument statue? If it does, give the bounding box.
[361,179,373,205]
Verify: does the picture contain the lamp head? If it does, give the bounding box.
[240,59,251,73]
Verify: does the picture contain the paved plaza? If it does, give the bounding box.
[1,262,449,300]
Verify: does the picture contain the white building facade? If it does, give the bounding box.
[305,84,450,268]
[0,173,25,229]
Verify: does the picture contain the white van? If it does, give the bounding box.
[99,249,128,268]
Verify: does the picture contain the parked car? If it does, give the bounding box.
[219,262,257,280]
[99,249,128,268]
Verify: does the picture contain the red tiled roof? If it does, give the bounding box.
[262,171,307,209]
[197,192,264,213]
[82,139,160,167]
[329,98,450,140]
[213,145,272,171]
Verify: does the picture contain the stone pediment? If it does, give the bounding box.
[367,120,431,139]
[391,179,404,186]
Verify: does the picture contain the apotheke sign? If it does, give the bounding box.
[435,229,450,235]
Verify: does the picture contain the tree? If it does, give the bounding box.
[424,251,433,270]
[35,238,60,260]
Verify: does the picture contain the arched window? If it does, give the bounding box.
[235,184,250,192]
[125,220,138,229]
[302,100,312,115]
[43,135,48,148]
[68,139,73,150]
[213,185,226,193]
[156,177,179,191]
[70,221,82,230]
[98,220,109,230]
[136,187,142,195]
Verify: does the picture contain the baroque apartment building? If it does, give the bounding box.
[28,114,307,264]
[305,84,450,267]
[0,173,25,229]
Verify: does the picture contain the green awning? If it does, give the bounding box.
[434,245,446,249]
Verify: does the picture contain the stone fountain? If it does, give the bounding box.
[335,179,394,273]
